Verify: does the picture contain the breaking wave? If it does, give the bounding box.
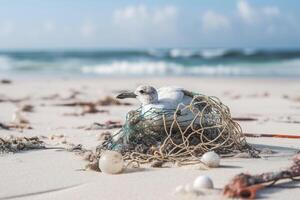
[1,49,300,77]
[81,59,300,77]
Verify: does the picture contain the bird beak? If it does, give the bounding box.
[116,92,137,99]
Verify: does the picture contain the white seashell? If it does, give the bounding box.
[11,111,20,123]
[193,175,214,190]
[98,150,124,174]
[200,151,220,167]
[11,111,29,124]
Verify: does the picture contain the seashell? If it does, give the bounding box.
[11,111,29,124]
[98,150,124,174]
[193,175,214,190]
[201,151,220,167]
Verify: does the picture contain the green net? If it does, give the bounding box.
[99,94,256,165]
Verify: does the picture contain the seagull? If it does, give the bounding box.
[116,85,219,136]
[116,85,199,132]
[116,85,195,114]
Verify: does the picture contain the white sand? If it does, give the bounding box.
[0,77,299,200]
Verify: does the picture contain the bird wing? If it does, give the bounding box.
[157,86,193,108]
[158,86,183,103]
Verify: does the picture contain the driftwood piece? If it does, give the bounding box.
[80,121,123,130]
[223,154,300,199]
[232,117,258,122]
[54,96,131,107]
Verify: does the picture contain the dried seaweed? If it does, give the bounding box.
[0,136,45,154]
[223,153,300,199]
[54,96,131,107]
[96,96,132,106]
[64,104,109,116]
[0,122,32,130]
[0,95,30,103]
[19,104,34,112]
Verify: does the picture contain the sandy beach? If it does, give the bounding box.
[0,77,299,200]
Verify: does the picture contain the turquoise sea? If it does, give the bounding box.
[0,49,300,77]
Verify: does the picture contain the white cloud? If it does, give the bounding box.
[237,0,256,24]
[114,5,147,22]
[80,21,96,38]
[201,10,230,32]
[237,0,281,24]
[113,5,178,43]
[113,5,177,25]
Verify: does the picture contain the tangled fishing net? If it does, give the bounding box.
[98,94,257,165]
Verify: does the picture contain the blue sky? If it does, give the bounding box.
[0,0,299,49]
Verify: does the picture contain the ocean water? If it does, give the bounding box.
[0,49,300,77]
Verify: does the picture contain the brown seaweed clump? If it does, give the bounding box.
[97,96,132,106]
[0,136,45,154]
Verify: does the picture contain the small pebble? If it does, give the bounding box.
[61,138,67,144]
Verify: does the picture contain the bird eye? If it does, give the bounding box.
[139,90,145,94]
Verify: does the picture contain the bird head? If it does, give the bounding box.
[116,85,158,106]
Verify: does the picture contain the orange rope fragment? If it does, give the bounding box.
[244,133,300,139]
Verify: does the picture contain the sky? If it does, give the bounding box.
[0,0,300,49]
